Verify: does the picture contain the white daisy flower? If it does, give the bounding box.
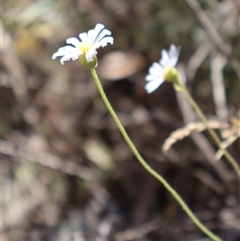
[145,44,180,93]
[52,23,114,67]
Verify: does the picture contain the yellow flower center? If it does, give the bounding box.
[164,67,173,81]
[79,43,91,53]
[164,67,178,82]
[78,43,98,69]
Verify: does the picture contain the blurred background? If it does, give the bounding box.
[1,0,240,240]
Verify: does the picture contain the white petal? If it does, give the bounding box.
[168,44,179,66]
[145,79,164,93]
[66,37,80,47]
[149,63,164,76]
[95,23,105,31]
[93,37,114,50]
[87,29,96,44]
[60,55,70,65]
[60,52,79,65]
[87,24,105,44]
[94,29,112,44]
[52,45,80,64]
[92,24,105,41]
[146,74,159,82]
[86,48,97,62]
[52,46,75,59]
[52,52,58,59]
[60,56,68,65]
[79,32,88,43]
[160,49,170,67]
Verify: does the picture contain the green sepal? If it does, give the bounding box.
[79,54,98,69]
[165,67,179,83]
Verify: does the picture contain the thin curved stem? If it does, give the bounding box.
[180,83,240,178]
[90,67,222,241]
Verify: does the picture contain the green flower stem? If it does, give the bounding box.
[179,82,240,178]
[90,68,222,241]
